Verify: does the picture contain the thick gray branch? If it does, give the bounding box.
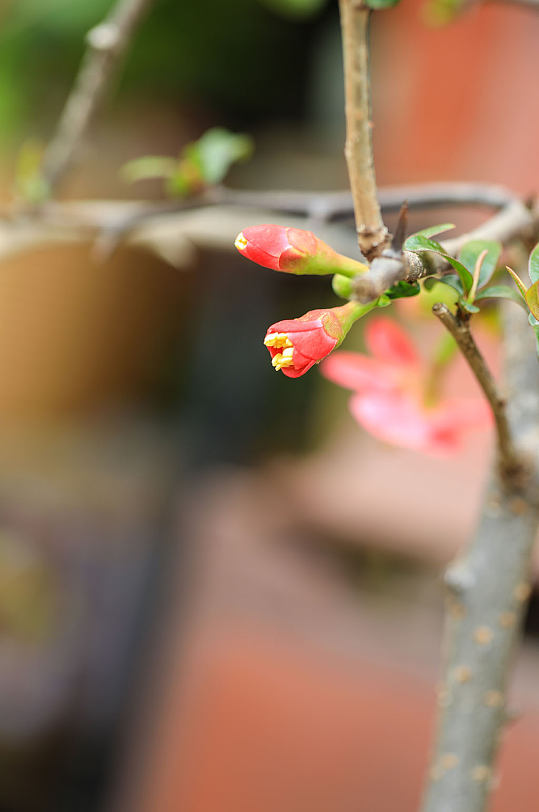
[41,0,155,194]
[421,306,539,812]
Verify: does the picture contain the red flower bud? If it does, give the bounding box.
[264,302,363,378]
[235,225,367,277]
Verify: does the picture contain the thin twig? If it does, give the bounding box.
[338,1,388,259]
[41,0,156,195]
[431,303,523,479]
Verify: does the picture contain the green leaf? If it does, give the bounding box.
[458,240,501,290]
[414,223,455,239]
[375,295,392,308]
[442,256,474,293]
[404,223,455,251]
[505,266,528,301]
[185,127,253,186]
[422,276,439,291]
[475,285,528,309]
[529,242,539,284]
[533,324,539,360]
[404,234,443,253]
[385,280,421,299]
[525,281,539,320]
[458,298,480,314]
[121,156,177,183]
[405,237,473,293]
[436,274,464,295]
[15,138,49,203]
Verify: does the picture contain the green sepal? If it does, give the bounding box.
[332,273,354,300]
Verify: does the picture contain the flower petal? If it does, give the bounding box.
[364,317,420,366]
[321,351,400,394]
[349,392,461,455]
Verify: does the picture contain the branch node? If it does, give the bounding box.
[87,23,121,52]
[444,562,475,595]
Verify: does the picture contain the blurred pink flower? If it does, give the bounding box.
[321,317,492,455]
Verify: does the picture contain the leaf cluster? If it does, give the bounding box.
[122,127,253,198]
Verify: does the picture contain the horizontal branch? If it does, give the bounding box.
[0,187,534,284]
[196,181,521,223]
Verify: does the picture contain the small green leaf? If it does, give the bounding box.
[533,324,539,360]
[525,281,539,320]
[121,156,177,183]
[475,285,528,309]
[405,236,473,294]
[404,223,455,251]
[15,139,49,203]
[458,240,501,290]
[385,280,421,299]
[442,256,474,294]
[404,234,444,253]
[186,127,253,186]
[505,266,528,301]
[529,242,539,285]
[422,277,439,291]
[458,298,480,314]
[434,274,463,295]
[415,223,455,239]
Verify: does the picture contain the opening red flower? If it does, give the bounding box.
[321,316,492,454]
[264,302,364,379]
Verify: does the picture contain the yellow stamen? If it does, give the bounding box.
[264,332,293,349]
[271,350,295,371]
[235,232,248,251]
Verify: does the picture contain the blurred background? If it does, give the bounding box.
[0,0,537,810]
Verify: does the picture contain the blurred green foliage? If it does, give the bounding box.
[123,127,253,196]
[0,0,328,142]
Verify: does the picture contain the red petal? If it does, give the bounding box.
[240,225,291,270]
[365,317,420,366]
